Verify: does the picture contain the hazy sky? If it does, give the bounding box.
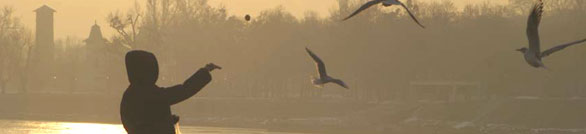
[0,0,507,39]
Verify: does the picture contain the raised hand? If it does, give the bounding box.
[204,63,222,71]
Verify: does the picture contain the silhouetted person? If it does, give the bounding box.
[120,50,221,134]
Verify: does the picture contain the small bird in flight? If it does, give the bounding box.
[305,47,349,89]
[343,0,425,28]
[517,0,586,68]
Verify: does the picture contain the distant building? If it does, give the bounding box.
[35,5,55,51]
[80,22,108,91]
[85,21,107,63]
[85,21,106,46]
[28,5,57,92]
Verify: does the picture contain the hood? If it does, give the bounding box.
[125,50,159,85]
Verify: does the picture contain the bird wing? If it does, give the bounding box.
[400,3,425,28]
[343,0,382,21]
[526,0,543,54]
[541,38,586,58]
[332,79,349,89]
[305,47,327,78]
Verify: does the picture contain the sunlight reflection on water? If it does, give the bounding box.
[0,119,309,134]
[0,120,126,134]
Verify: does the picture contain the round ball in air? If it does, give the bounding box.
[245,14,251,21]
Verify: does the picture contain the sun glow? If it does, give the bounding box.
[55,122,126,134]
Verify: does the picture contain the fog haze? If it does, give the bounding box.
[1,0,585,134]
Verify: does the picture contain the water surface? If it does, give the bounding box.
[0,119,308,134]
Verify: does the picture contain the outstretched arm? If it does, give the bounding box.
[163,63,221,105]
[163,68,212,105]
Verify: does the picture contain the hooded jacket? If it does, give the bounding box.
[120,50,211,134]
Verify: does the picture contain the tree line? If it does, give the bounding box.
[1,0,586,100]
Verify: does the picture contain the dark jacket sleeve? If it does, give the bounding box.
[162,68,212,105]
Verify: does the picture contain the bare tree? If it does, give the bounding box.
[96,0,586,99]
[108,10,140,49]
[0,7,32,94]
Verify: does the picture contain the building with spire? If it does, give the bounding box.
[80,21,109,91]
[85,21,107,46]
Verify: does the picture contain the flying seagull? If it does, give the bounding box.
[517,0,586,68]
[343,0,425,28]
[305,47,349,89]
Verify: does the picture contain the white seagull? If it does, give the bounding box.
[305,47,349,89]
[343,0,425,28]
[517,0,586,68]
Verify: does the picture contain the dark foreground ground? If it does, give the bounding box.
[0,93,585,134]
